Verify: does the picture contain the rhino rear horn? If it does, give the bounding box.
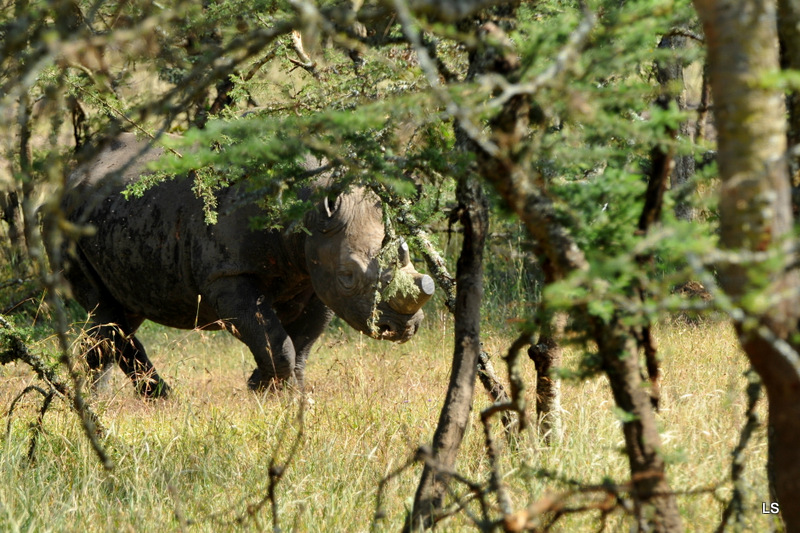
[398,240,411,267]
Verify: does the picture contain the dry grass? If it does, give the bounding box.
[0,316,776,532]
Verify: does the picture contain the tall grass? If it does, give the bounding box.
[0,317,772,531]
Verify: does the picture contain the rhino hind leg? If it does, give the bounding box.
[66,248,170,398]
[84,319,171,399]
[84,328,116,391]
[117,332,171,398]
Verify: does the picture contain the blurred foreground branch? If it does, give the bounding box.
[0,314,112,469]
[716,369,763,532]
[5,384,54,464]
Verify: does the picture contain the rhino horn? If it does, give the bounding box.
[398,240,412,268]
[386,270,435,315]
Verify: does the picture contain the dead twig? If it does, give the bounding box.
[2,291,39,315]
[477,350,515,432]
[288,30,320,79]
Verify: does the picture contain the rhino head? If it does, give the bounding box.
[304,187,434,342]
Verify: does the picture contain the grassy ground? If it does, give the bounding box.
[0,315,776,532]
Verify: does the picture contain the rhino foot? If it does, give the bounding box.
[135,378,172,400]
[88,366,113,393]
[247,368,290,393]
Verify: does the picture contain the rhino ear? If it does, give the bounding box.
[317,193,345,233]
[323,193,341,218]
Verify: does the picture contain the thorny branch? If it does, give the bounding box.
[0,314,112,469]
[5,384,54,464]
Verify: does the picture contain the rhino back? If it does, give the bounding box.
[64,135,312,329]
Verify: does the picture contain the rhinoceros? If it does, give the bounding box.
[61,133,434,398]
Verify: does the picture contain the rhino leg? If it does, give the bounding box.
[84,327,115,390]
[117,331,171,398]
[66,251,170,398]
[206,277,297,390]
[84,314,171,398]
[282,295,333,390]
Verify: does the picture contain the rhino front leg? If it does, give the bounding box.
[206,277,296,389]
[283,294,333,389]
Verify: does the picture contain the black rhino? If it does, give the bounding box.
[61,133,434,398]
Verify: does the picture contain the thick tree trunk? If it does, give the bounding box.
[695,0,800,528]
[595,323,682,531]
[406,174,489,531]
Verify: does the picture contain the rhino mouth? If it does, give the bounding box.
[374,309,423,343]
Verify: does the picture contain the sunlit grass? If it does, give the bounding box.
[0,316,773,531]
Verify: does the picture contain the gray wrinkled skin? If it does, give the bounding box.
[61,133,433,398]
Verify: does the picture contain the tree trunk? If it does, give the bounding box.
[778,0,800,210]
[406,174,489,531]
[694,0,800,527]
[528,313,565,445]
[655,34,696,222]
[461,21,682,532]
[594,322,682,531]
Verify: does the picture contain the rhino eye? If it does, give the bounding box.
[337,268,357,291]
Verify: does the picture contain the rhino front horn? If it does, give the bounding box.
[387,272,435,315]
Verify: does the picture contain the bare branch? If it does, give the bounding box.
[476,351,511,403]
[288,30,320,79]
[662,27,705,43]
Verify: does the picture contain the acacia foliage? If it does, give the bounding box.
[3,0,708,289]
[1,0,736,529]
